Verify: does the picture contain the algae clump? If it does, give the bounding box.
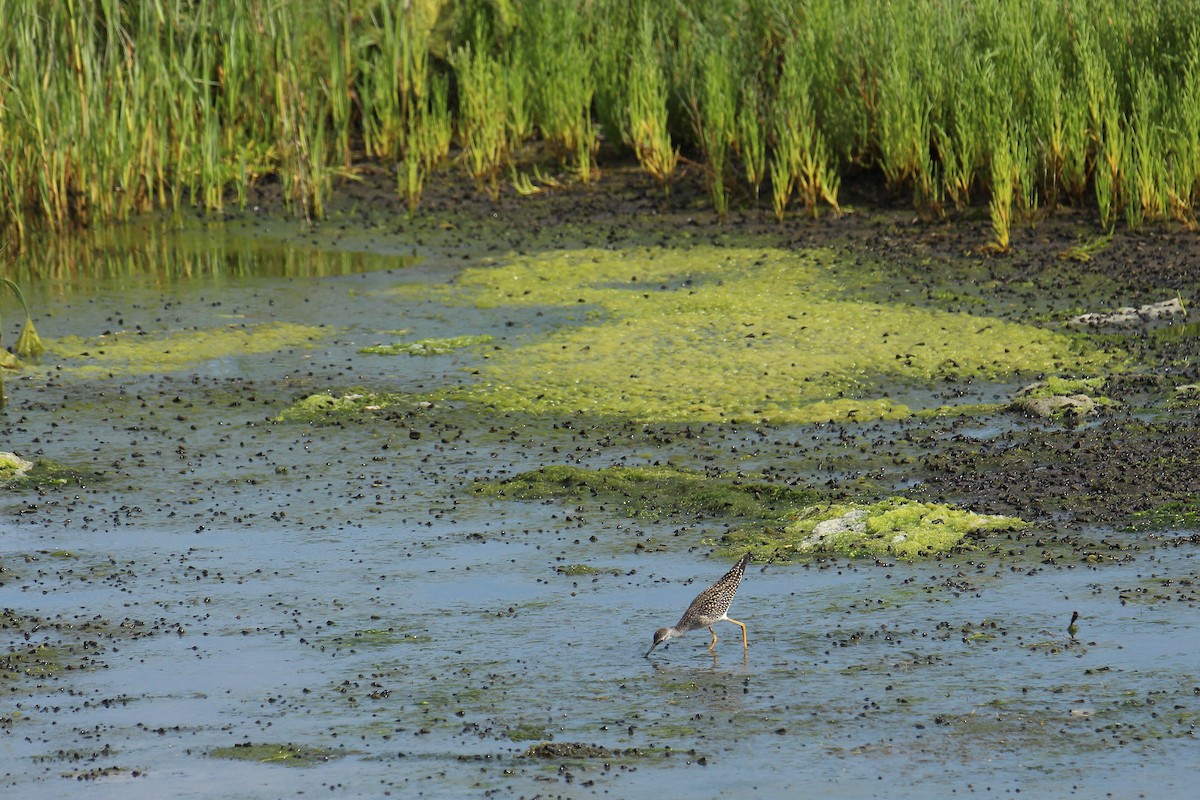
[275,390,426,423]
[1009,376,1112,419]
[722,498,1028,560]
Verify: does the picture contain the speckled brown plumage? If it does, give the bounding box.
[645,554,750,656]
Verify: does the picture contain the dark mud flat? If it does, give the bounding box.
[2,167,1199,798]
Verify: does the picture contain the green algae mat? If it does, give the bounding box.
[43,322,326,377]
[405,246,1120,423]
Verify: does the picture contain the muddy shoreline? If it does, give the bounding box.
[2,160,1198,798]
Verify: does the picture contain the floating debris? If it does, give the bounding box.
[1067,297,1185,328]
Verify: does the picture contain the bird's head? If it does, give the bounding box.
[645,627,675,657]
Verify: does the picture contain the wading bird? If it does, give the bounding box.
[645,553,751,657]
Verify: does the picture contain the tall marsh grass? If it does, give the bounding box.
[626,9,678,195]
[2,0,1199,241]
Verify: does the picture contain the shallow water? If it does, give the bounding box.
[2,218,1197,798]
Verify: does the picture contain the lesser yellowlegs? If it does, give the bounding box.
[645,553,750,657]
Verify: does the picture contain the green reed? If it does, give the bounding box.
[1170,43,1200,227]
[627,9,678,196]
[523,0,596,179]
[770,42,839,220]
[736,85,767,208]
[693,35,735,220]
[3,1,1200,243]
[453,35,508,200]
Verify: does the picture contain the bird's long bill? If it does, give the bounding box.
[644,641,660,657]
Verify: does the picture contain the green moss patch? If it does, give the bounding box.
[720,498,1028,560]
[209,742,352,767]
[360,334,493,356]
[420,246,1120,423]
[46,322,325,377]
[478,465,818,522]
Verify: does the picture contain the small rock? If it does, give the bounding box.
[1011,394,1096,418]
[807,509,869,543]
[0,452,34,480]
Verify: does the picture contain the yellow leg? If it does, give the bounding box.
[707,627,718,651]
[727,617,748,650]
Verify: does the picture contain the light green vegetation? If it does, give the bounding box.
[439,246,1120,423]
[555,564,623,577]
[40,550,77,559]
[209,742,352,767]
[452,33,510,199]
[46,322,325,378]
[0,609,130,681]
[0,276,45,408]
[556,564,606,576]
[360,334,493,356]
[1023,376,1106,397]
[275,390,426,424]
[1,278,44,362]
[5,1,1200,242]
[1058,230,1116,263]
[720,498,1029,560]
[626,8,678,195]
[478,465,818,523]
